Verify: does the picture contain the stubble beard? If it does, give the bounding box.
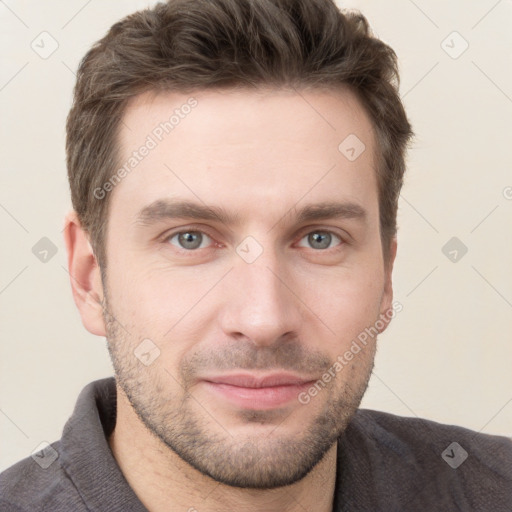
[102,294,375,489]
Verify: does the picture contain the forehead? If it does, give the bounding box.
[120,86,374,154]
[110,87,378,227]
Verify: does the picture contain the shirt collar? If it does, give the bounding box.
[59,377,148,512]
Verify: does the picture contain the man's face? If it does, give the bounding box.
[102,87,394,488]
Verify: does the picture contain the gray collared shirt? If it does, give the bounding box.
[1,377,511,511]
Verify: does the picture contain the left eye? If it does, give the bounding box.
[297,231,343,250]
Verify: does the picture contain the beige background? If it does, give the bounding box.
[1,0,511,471]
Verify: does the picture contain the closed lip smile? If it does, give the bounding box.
[200,372,317,410]
[202,372,315,388]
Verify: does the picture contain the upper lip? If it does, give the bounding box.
[202,372,316,388]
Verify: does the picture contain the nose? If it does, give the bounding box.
[217,247,303,347]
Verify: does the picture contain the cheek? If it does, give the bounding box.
[107,242,385,351]
[108,264,213,348]
[109,253,185,306]
[301,266,384,343]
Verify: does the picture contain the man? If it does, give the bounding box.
[1,0,511,510]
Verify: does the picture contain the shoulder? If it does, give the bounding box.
[340,409,512,509]
[351,408,512,457]
[0,441,86,512]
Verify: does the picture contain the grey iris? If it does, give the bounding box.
[309,232,331,250]
[179,231,203,250]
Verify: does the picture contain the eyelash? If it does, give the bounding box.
[162,226,347,254]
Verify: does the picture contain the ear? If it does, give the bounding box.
[63,211,106,336]
[377,236,398,334]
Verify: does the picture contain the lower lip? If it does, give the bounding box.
[202,381,313,410]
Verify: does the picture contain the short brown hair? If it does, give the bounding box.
[66,0,413,270]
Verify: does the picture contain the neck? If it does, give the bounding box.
[108,384,337,512]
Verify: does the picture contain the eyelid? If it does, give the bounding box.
[161,225,221,247]
[293,223,353,249]
[294,228,347,251]
[161,224,349,253]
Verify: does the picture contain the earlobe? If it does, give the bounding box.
[378,236,398,333]
[63,211,106,337]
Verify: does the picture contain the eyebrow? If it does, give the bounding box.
[134,198,367,229]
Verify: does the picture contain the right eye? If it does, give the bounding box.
[165,230,215,251]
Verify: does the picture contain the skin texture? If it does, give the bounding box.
[64,87,397,512]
